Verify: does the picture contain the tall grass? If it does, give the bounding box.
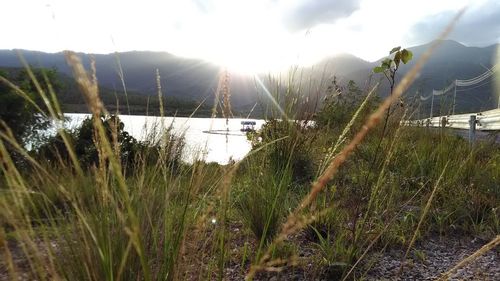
[0,53,223,281]
[1,11,499,280]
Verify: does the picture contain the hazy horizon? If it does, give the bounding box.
[2,0,499,73]
[2,39,497,64]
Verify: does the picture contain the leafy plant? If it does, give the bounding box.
[373,46,413,135]
[315,79,376,132]
[311,226,350,280]
[250,119,315,184]
[373,46,414,92]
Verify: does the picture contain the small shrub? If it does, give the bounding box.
[235,163,292,243]
[250,118,316,184]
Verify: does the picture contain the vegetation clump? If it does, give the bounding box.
[0,48,498,280]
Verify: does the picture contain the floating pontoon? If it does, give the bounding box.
[240,121,256,132]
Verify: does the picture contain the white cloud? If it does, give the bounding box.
[1,0,494,71]
[405,0,500,47]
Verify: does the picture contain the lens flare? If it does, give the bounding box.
[254,75,288,119]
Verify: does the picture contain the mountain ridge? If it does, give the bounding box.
[0,40,498,114]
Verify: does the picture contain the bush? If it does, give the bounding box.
[314,79,377,132]
[249,118,316,184]
[37,115,137,168]
[37,115,186,173]
[235,162,292,243]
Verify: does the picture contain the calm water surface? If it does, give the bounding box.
[65,114,265,164]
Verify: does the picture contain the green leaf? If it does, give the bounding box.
[381,58,392,68]
[394,51,401,67]
[401,49,413,64]
[390,46,401,54]
[373,66,386,73]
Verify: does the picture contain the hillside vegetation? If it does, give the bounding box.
[1,40,497,113]
[0,67,211,116]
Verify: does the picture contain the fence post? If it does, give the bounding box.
[441,117,447,129]
[468,115,476,144]
[452,81,457,115]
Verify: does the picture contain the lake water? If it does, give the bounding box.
[64,114,265,164]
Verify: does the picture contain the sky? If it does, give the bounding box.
[2,0,499,73]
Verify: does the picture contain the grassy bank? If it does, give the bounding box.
[0,51,499,280]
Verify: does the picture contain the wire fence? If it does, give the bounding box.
[405,108,500,131]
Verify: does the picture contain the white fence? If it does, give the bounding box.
[405,108,500,131]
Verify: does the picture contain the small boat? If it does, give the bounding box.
[240,121,256,132]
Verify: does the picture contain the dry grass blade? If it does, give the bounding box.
[318,82,379,176]
[342,180,429,281]
[16,51,58,118]
[156,68,164,118]
[246,8,465,280]
[0,75,47,116]
[64,51,105,117]
[250,256,299,274]
[435,235,500,281]
[114,51,131,115]
[398,161,449,275]
[364,109,409,216]
[64,50,152,280]
[0,228,19,281]
[298,8,464,213]
[16,52,85,176]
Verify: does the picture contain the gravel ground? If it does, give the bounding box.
[2,232,498,280]
[361,235,500,280]
[229,233,500,280]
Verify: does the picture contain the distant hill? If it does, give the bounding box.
[0,66,211,116]
[0,49,372,116]
[0,50,221,101]
[0,50,279,114]
[272,40,498,115]
[0,40,498,116]
[311,53,372,77]
[403,40,497,115]
[293,53,372,93]
[341,40,498,115]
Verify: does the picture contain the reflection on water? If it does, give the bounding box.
[65,114,265,164]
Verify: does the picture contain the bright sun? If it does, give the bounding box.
[1,0,480,75]
[208,40,295,75]
[185,0,306,75]
[201,31,293,75]
[195,11,346,75]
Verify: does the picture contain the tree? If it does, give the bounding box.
[372,46,413,135]
[373,46,413,95]
[315,78,375,130]
[0,68,60,147]
[38,115,140,169]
